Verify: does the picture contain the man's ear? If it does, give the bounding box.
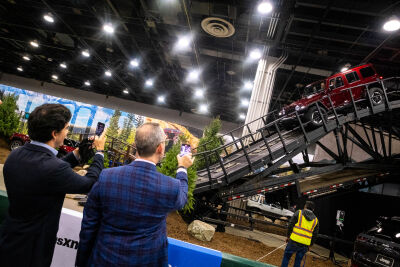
[156,143,163,154]
[51,130,58,140]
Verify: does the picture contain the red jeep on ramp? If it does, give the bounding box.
[279,63,384,128]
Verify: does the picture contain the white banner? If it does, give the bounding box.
[51,208,83,267]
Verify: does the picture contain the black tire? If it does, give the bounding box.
[9,139,23,151]
[369,87,384,106]
[304,106,327,128]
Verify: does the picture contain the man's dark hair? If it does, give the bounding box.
[304,201,315,211]
[135,122,165,157]
[28,104,72,142]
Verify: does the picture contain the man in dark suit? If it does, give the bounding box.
[0,104,105,267]
[76,122,194,267]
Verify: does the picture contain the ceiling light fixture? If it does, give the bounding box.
[81,50,90,57]
[383,17,400,32]
[194,88,204,98]
[51,74,58,80]
[60,63,67,69]
[105,70,112,77]
[241,99,250,107]
[43,13,54,23]
[22,56,31,61]
[187,69,200,82]
[249,49,262,60]
[103,23,115,34]
[17,66,23,72]
[130,58,139,67]
[84,81,91,86]
[257,1,273,14]
[176,35,191,50]
[145,79,154,87]
[239,113,246,120]
[244,81,253,90]
[157,95,166,103]
[341,67,349,72]
[123,89,129,94]
[30,40,39,48]
[199,104,208,113]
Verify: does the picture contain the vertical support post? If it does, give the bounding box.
[246,124,256,143]
[219,137,229,156]
[327,94,340,126]
[274,122,287,153]
[295,111,309,143]
[260,128,274,161]
[334,129,343,160]
[380,79,391,110]
[378,127,387,158]
[230,132,240,151]
[239,136,254,172]
[348,87,359,119]
[216,150,229,184]
[371,126,379,154]
[315,102,327,131]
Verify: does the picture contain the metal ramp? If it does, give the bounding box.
[194,77,400,200]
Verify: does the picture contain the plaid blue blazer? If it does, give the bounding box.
[76,160,188,267]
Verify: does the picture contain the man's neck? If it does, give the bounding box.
[45,140,57,149]
[136,156,159,165]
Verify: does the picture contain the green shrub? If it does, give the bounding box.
[0,93,20,137]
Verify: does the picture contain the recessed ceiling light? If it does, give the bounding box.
[145,79,154,87]
[17,66,23,72]
[52,74,58,80]
[123,89,129,94]
[241,99,249,107]
[257,2,273,14]
[105,70,112,77]
[103,23,115,34]
[199,104,208,113]
[60,63,67,69]
[176,35,191,50]
[43,13,54,23]
[383,17,400,32]
[187,69,200,82]
[249,49,262,60]
[84,81,91,86]
[244,81,253,90]
[22,55,30,61]
[194,88,204,98]
[239,113,246,120]
[130,59,139,67]
[81,50,90,57]
[30,40,39,48]
[157,95,165,103]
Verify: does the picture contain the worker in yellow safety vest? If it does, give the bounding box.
[281,201,319,267]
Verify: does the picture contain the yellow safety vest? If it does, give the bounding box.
[290,210,318,246]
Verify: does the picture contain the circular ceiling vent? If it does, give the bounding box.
[201,17,235,38]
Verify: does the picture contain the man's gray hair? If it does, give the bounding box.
[135,122,165,157]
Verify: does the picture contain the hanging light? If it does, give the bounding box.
[383,17,400,32]
[257,1,273,15]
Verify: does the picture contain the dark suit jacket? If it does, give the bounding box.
[76,160,188,267]
[0,143,104,267]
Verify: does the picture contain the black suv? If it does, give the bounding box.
[352,216,400,267]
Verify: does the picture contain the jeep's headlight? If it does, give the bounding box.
[279,110,285,116]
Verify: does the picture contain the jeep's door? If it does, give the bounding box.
[327,76,346,108]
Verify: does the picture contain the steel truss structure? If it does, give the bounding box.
[190,77,400,222]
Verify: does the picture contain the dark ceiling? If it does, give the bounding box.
[0,0,399,123]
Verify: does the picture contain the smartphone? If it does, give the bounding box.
[179,144,191,156]
[95,122,105,136]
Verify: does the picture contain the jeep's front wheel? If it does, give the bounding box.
[369,87,384,106]
[305,106,327,128]
[10,139,23,151]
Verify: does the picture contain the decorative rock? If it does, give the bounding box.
[83,165,90,169]
[188,220,215,242]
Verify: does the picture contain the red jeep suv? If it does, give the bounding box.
[279,63,384,128]
[9,133,78,157]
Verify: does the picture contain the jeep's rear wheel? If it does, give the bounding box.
[305,106,327,128]
[369,87,384,106]
[10,140,23,151]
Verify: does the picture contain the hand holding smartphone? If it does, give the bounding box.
[95,122,105,136]
[179,144,191,156]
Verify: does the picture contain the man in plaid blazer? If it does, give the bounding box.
[76,122,194,267]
